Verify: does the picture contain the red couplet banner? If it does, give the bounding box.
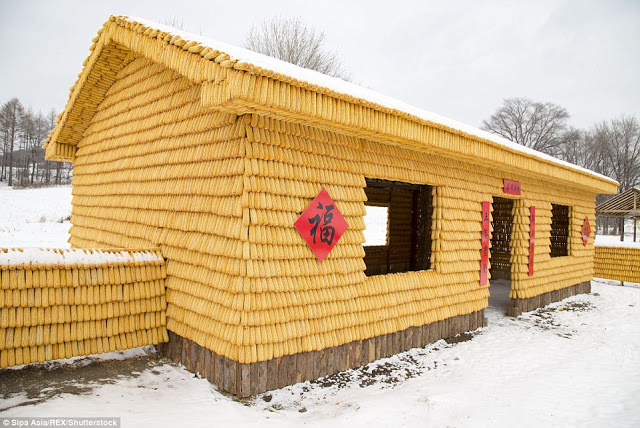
[581,217,591,246]
[529,206,536,276]
[480,201,490,285]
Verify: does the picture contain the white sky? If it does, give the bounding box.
[0,0,638,129]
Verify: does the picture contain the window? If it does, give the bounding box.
[363,178,433,276]
[550,203,570,257]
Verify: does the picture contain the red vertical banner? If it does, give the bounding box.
[529,206,536,276]
[480,201,490,285]
[581,217,591,246]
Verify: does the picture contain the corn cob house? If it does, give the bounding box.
[42,16,618,396]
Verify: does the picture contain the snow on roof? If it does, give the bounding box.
[126,16,617,186]
[0,247,163,266]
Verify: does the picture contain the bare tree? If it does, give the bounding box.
[481,97,569,155]
[558,127,588,167]
[0,98,24,186]
[0,99,7,182]
[591,116,640,192]
[581,129,609,175]
[160,17,202,35]
[245,17,350,80]
[47,109,64,184]
[31,112,48,185]
[21,108,40,185]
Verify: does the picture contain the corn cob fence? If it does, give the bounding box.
[0,248,168,369]
[594,246,640,284]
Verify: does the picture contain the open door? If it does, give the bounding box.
[488,197,514,311]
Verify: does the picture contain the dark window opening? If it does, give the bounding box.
[550,203,570,257]
[363,178,433,276]
[489,197,514,280]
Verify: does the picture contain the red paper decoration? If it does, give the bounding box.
[529,206,536,276]
[503,179,521,195]
[480,201,490,286]
[582,217,591,246]
[294,188,348,262]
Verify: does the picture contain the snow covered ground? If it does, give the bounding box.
[1,283,639,427]
[595,234,640,248]
[595,218,640,248]
[0,183,72,247]
[1,184,640,427]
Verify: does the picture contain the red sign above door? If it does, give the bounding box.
[504,180,521,195]
[294,188,348,262]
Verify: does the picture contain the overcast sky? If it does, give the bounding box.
[1,0,638,129]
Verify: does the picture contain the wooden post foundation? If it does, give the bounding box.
[507,281,591,317]
[157,310,486,397]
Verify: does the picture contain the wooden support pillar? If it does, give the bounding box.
[634,217,637,242]
[620,216,625,242]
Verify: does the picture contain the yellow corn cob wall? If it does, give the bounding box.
[68,55,246,363]
[0,248,167,369]
[509,201,596,299]
[43,16,615,366]
[594,246,640,282]
[240,115,598,363]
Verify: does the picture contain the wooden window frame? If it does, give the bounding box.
[363,178,433,276]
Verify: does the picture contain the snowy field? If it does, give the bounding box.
[1,184,637,249]
[0,184,72,247]
[1,184,640,427]
[595,233,640,248]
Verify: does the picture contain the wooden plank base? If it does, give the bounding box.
[507,281,591,317]
[157,310,486,397]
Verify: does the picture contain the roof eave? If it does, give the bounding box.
[201,77,618,195]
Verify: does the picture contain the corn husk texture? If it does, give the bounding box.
[67,55,251,362]
[42,17,609,365]
[594,246,640,282]
[65,49,600,363]
[0,248,167,368]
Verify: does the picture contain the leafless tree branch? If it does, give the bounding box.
[244,17,351,81]
[481,97,569,155]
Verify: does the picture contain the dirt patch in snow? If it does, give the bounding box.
[255,330,483,409]
[306,341,465,390]
[0,355,163,412]
[444,331,475,344]
[519,297,596,338]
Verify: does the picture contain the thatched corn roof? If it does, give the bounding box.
[45,16,618,194]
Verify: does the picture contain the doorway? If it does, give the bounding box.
[488,197,514,310]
